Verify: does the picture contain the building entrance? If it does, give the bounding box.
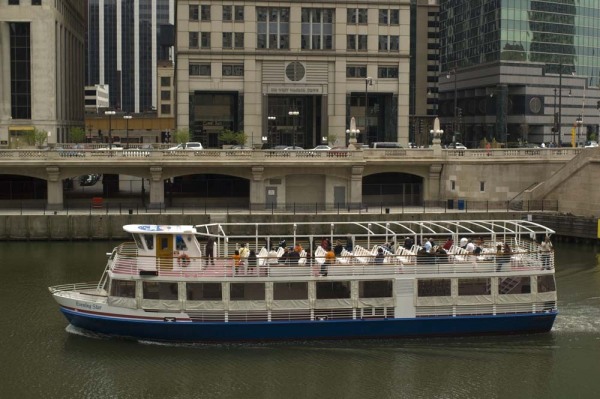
[265,95,323,148]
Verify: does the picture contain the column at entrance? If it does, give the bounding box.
[349,165,364,205]
[148,167,165,209]
[249,166,265,207]
[425,164,443,201]
[46,166,64,210]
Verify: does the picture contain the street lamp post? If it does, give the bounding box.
[446,68,457,143]
[123,115,132,149]
[267,115,276,146]
[558,63,563,146]
[576,115,583,147]
[288,110,299,148]
[364,77,373,145]
[104,110,116,149]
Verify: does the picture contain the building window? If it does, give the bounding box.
[235,5,244,21]
[189,5,199,21]
[161,90,171,100]
[201,32,211,49]
[190,63,211,76]
[160,76,171,87]
[346,34,367,51]
[346,66,367,78]
[9,22,31,120]
[223,5,232,21]
[347,8,367,24]
[257,7,290,49]
[222,64,244,77]
[223,32,232,48]
[234,32,244,48]
[378,35,399,52]
[201,5,211,21]
[480,181,485,192]
[32,0,42,5]
[8,0,20,4]
[161,104,171,114]
[451,180,455,190]
[378,9,399,25]
[378,66,398,78]
[301,8,334,50]
[189,32,199,48]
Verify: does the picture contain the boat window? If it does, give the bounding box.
[316,281,351,299]
[132,234,145,250]
[498,276,530,294]
[143,234,154,250]
[417,279,451,297]
[458,278,491,296]
[359,280,393,298]
[142,282,178,300]
[273,282,308,300]
[176,235,188,251]
[537,275,556,293]
[186,282,222,300]
[230,283,265,300]
[110,280,136,298]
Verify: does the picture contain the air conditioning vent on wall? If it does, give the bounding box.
[285,61,306,83]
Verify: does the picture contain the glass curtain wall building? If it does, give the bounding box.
[86,0,174,113]
[439,0,600,147]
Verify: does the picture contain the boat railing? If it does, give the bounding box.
[109,247,553,278]
[48,282,104,294]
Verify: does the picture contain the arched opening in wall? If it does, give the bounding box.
[169,174,249,207]
[0,175,47,202]
[362,173,423,206]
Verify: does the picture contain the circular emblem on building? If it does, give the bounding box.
[529,97,542,114]
[286,62,306,82]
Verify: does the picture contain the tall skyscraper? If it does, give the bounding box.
[0,0,85,146]
[86,0,174,114]
[438,0,600,146]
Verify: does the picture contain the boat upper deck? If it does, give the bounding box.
[109,219,556,279]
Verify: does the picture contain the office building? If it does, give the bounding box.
[86,0,174,114]
[439,0,600,147]
[0,0,85,147]
[175,1,410,148]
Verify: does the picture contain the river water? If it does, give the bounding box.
[1,240,599,399]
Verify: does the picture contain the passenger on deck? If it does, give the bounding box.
[345,234,354,252]
[205,237,215,266]
[442,237,453,251]
[278,239,287,249]
[375,247,385,265]
[320,249,335,276]
[496,243,511,272]
[288,246,301,265]
[404,236,414,250]
[305,249,314,266]
[279,247,291,265]
[459,237,469,249]
[424,238,432,252]
[294,242,303,253]
[540,236,553,270]
[247,250,257,270]
[334,240,344,256]
[466,239,476,253]
[268,247,279,264]
[232,250,242,274]
[239,243,249,258]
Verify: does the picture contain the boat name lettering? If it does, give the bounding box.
[76,301,102,310]
[138,225,162,231]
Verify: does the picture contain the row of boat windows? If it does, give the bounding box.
[109,276,556,301]
[418,275,556,297]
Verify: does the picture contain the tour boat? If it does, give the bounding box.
[49,220,558,342]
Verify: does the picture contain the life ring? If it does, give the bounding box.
[178,253,190,267]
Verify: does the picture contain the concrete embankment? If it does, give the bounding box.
[1,212,592,241]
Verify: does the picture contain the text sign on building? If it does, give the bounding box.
[266,86,324,95]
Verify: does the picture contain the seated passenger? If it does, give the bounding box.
[374,247,385,265]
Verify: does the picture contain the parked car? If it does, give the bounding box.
[96,143,123,151]
[584,140,598,148]
[168,142,203,151]
[230,145,253,150]
[369,142,402,149]
[311,145,331,151]
[79,174,101,186]
[283,146,304,150]
[447,142,467,150]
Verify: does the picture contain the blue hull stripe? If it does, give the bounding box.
[60,307,557,342]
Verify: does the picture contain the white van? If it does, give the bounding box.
[369,142,403,149]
